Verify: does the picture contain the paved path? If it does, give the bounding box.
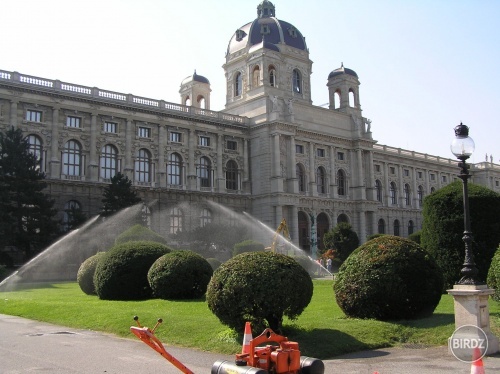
[1,314,499,373]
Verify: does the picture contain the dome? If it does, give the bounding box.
[227,1,307,55]
[181,70,210,86]
[328,64,358,79]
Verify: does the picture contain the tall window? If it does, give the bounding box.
[296,164,305,192]
[316,167,326,194]
[404,184,411,206]
[390,182,397,205]
[167,153,182,185]
[100,144,118,179]
[378,219,385,234]
[418,185,424,207]
[234,72,242,97]
[408,220,415,235]
[198,156,212,188]
[375,180,383,202]
[135,148,151,182]
[394,219,400,236]
[27,134,43,170]
[292,69,301,93]
[26,109,42,122]
[226,160,238,190]
[269,66,276,87]
[62,140,82,176]
[200,208,212,227]
[169,207,183,234]
[337,169,346,196]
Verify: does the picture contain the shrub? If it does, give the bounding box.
[421,181,500,288]
[323,222,359,263]
[334,236,443,320]
[487,246,500,301]
[115,224,167,245]
[366,233,387,241]
[206,257,222,271]
[206,251,312,333]
[148,251,213,300]
[232,239,265,257]
[94,241,171,300]
[408,230,421,244]
[77,252,105,295]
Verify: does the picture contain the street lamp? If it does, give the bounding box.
[450,123,483,285]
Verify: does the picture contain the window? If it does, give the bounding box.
[169,207,183,234]
[167,153,182,186]
[378,219,385,234]
[234,72,242,97]
[27,134,43,170]
[200,208,212,227]
[226,160,238,190]
[135,148,151,182]
[104,121,117,133]
[418,185,424,207]
[404,184,411,206]
[496,181,499,187]
[295,144,304,154]
[375,179,383,202]
[296,164,305,192]
[62,140,82,176]
[269,67,276,87]
[418,171,423,179]
[62,200,81,232]
[170,132,181,143]
[430,173,436,181]
[26,109,42,122]
[317,148,325,157]
[390,182,397,205]
[66,116,81,128]
[337,214,349,224]
[100,144,118,179]
[292,69,301,93]
[337,169,346,196]
[390,167,396,175]
[394,220,400,236]
[408,220,415,236]
[316,167,326,194]
[227,140,237,150]
[199,136,210,147]
[431,187,436,193]
[138,127,151,138]
[375,164,381,172]
[198,156,212,187]
[235,29,246,42]
[337,152,344,160]
[404,169,409,177]
[442,175,447,183]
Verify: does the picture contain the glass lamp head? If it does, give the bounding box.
[451,123,475,159]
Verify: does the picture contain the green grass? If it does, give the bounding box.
[1,280,499,359]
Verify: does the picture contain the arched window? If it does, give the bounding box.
[378,219,385,234]
[418,185,424,207]
[135,148,151,182]
[316,167,326,194]
[200,208,212,227]
[226,160,238,190]
[404,183,411,206]
[197,95,206,109]
[198,156,212,187]
[337,214,349,224]
[334,90,341,109]
[390,182,397,205]
[349,89,355,107]
[62,140,82,176]
[100,144,118,180]
[62,200,81,232]
[337,169,346,196]
[252,66,260,87]
[394,219,400,236]
[167,153,182,185]
[26,134,43,170]
[234,72,242,97]
[184,96,191,106]
[296,164,306,192]
[408,220,415,235]
[292,69,301,93]
[375,179,383,202]
[430,187,436,193]
[269,66,276,87]
[169,207,183,234]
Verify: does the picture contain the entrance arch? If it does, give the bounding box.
[317,212,330,252]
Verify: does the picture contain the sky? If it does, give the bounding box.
[2,0,499,163]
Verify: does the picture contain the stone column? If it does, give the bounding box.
[88,113,98,181]
[217,134,224,192]
[287,135,297,193]
[187,128,197,190]
[309,142,316,196]
[330,145,336,198]
[49,107,60,178]
[242,138,249,192]
[367,151,375,200]
[357,149,365,200]
[291,205,298,246]
[399,165,404,207]
[272,133,280,177]
[124,119,133,179]
[10,100,18,128]
[384,162,390,207]
[158,125,166,188]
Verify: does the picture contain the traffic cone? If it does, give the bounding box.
[470,347,485,374]
[241,322,252,354]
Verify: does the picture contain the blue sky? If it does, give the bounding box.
[2,0,498,162]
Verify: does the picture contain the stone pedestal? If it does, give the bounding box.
[447,284,499,355]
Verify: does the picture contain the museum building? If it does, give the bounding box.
[1,0,499,253]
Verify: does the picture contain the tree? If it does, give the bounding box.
[101,172,141,217]
[322,222,360,263]
[0,127,59,260]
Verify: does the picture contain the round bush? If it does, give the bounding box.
[232,239,265,257]
[94,241,171,300]
[206,257,222,271]
[334,236,443,320]
[115,224,167,245]
[487,246,500,301]
[206,251,313,333]
[148,251,213,300]
[77,252,105,295]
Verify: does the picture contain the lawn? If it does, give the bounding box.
[1,280,499,359]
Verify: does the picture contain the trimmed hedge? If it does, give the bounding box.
[334,236,443,320]
[487,246,500,301]
[77,252,105,295]
[148,251,213,300]
[93,241,171,300]
[232,239,265,257]
[115,224,167,245]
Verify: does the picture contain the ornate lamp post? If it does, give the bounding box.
[450,123,483,285]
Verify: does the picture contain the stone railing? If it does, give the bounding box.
[373,144,456,166]
[0,69,248,126]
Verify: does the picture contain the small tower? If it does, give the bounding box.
[179,70,211,109]
[327,63,361,115]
